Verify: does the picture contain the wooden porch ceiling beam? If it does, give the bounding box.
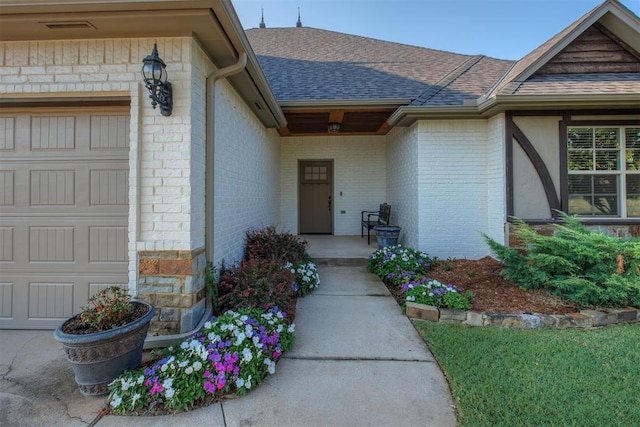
[328,110,345,123]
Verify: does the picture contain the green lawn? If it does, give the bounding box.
[413,321,640,427]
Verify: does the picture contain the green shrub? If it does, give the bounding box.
[484,213,640,307]
[244,226,308,264]
[216,258,296,319]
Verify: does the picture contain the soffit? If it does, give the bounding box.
[279,107,397,136]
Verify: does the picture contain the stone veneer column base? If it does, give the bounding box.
[137,248,207,335]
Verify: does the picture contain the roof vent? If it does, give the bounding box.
[43,21,96,30]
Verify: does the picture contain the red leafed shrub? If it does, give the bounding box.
[244,226,308,264]
[217,257,296,321]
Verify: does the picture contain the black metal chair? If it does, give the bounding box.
[361,203,391,245]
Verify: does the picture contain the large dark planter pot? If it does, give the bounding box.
[374,225,402,249]
[53,301,155,397]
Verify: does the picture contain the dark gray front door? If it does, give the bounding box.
[299,160,332,234]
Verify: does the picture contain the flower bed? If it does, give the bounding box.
[109,226,318,414]
[109,308,294,413]
[367,245,473,311]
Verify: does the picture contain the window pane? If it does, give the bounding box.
[568,150,593,170]
[626,128,640,171]
[567,128,592,149]
[627,174,640,217]
[568,174,618,216]
[595,128,619,149]
[595,150,619,171]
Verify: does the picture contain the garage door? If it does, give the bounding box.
[0,109,129,329]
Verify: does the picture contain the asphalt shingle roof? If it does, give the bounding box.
[245,1,639,108]
[245,27,513,104]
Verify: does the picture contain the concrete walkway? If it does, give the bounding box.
[0,265,457,426]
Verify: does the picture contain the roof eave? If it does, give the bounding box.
[213,0,287,128]
[279,99,412,108]
[482,93,640,113]
[389,93,640,126]
[388,105,482,126]
[0,0,287,129]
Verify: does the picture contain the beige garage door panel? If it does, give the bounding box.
[0,110,129,329]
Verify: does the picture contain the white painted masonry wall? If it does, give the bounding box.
[386,125,420,249]
[486,114,507,246]
[280,135,386,235]
[412,119,504,259]
[212,78,281,266]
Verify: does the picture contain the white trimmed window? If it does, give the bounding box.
[567,126,640,217]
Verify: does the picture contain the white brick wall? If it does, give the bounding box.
[416,120,491,259]
[0,37,211,292]
[386,125,420,248]
[486,114,507,246]
[280,135,386,236]
[212,79,281,266]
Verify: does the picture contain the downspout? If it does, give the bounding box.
[206,52,248,263]
[145,53,248,349]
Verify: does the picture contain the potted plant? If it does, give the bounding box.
[54,286,155,397]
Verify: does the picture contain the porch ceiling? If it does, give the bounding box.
[278,108,396,136]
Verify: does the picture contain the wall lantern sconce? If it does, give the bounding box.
[141,43,173,116]
[328,122,341,133]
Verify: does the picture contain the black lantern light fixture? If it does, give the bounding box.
[141,43,173,116]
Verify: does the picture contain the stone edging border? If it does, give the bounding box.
[406,302,640,329]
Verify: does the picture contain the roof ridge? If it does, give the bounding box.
[410,55,485,106]
[245,26,502,60]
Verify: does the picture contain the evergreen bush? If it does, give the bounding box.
[484,213,640,307]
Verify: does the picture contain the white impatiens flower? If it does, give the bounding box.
[235,377,245,388]
[264,358,276,375]
[287,324,295,333]
[185,366,193,375]
[179,360,189,368]
[204,321,212,329]
[242,347,253,363]
[165,388,175,399]
[245,324,254,336]
[137,375,145,385]
[131,393,141,406]
[235,332,246,345]
[193,361,202,371]
[110,394,122,408]
[163,378,173,389]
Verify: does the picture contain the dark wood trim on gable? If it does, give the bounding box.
[510,119,562,218]
[559,116,570,214]
[505,112,514,217]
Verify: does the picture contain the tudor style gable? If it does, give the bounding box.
[534,23,640,75]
